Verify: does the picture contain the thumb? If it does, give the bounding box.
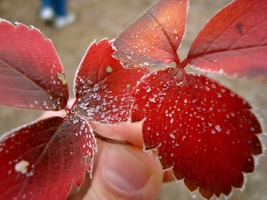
[84,144,163,200]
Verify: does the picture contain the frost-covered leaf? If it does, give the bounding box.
[0,20,69,110]
[0,115,96,200]
[113,0,188,67]
[187,0,267,82]
[131,68,262,199]
[75,39,148,123]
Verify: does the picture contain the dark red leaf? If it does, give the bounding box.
[131,67,262,199]
[113,0,188,67]
[0,115,96,200]
[75,39,149,123]
[187,0,267,82]
[0,20,69,110]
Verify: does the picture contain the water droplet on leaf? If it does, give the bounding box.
[106,66,113,73]
[15,160,29,174]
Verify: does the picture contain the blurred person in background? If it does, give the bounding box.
[39,0,75,28]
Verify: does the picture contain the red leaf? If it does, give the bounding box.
[187,0,267,82]
[75,39,149,123]
[131,68,262,199]
[0,115,96,200]
[113,0,188,67]
[0,20,69,110]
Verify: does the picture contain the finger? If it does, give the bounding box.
[83,143,163,200]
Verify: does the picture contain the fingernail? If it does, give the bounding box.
[102,146,150,192]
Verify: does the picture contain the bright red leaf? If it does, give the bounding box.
[113,0,188,67]
[131,67,262,199]
[0,0,266,199]
[0,115,96,200]
[75,39,149,123]
[187,0,267,81]
[0,20,69,110]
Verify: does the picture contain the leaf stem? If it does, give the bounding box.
[93,131,132,145]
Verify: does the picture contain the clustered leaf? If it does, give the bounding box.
[187,0,267,81]
[0,115,95,200]
[0,20,68,110]
[113,0,188,67]
[114,0,265,198]
[0,23,144,199]
[0,0,266,199]
[131,67,262,198]
[75,40,149,123]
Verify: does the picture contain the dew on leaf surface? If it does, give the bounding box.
[105,66,113,73]
[14,160,29,174]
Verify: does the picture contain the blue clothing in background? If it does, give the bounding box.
[41,0,67,16]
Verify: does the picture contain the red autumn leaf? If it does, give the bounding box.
[75,39,149,123]
[0,20,69,110]
[131,67,262,199]
[187,0,267,82]
[0,115,96,200]
[113,0,188,67]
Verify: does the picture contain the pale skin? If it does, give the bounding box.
[40,100,174,200]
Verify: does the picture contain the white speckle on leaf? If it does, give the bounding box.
[250,127,255,132]
[126,83,131,89]
[169,133,175,139]
[15,160,29,174]
[215,125,222,132]
[143,61,149,66]
[82,156,93,166]
[106,66,112,73]
[211,83,216,89]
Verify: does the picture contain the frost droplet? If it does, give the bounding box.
[143,61,149,66]
[15,160,29,174]
[250,127,255,132]
[106,66,113,73]
[126,83,132,89]
[169,133,175,139]
[215,125,222,132]
[217,93,222,98]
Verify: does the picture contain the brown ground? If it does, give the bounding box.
[0,0,266,199]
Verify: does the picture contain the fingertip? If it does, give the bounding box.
[83,144,163,200]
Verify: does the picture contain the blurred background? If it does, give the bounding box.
[0,0,266,199]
